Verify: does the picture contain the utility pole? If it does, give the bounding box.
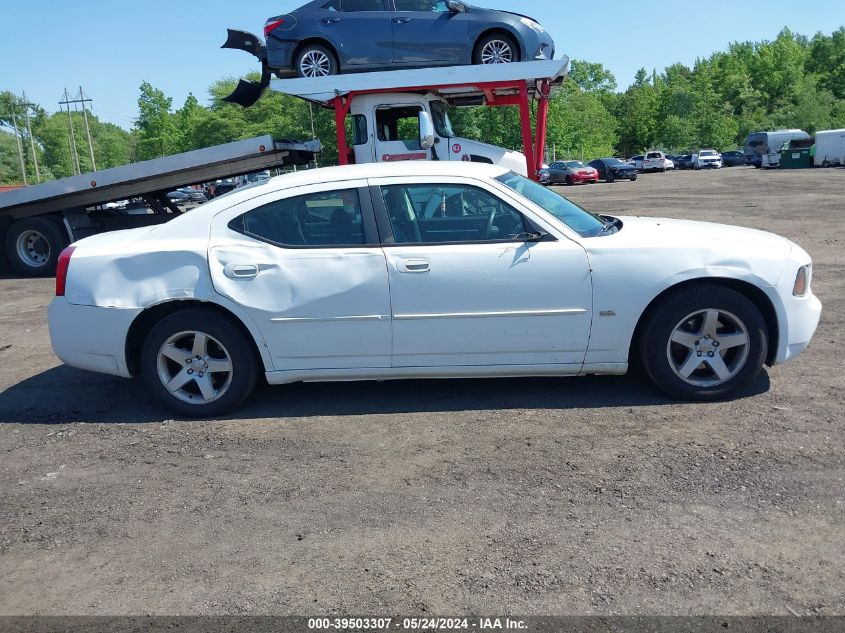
[59,88,82,175]
[76,86,96,171]
[6,109,28,185]
[308,102,318,168]
[20,92,41,183]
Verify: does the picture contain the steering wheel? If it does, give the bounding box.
[484,208,498,239]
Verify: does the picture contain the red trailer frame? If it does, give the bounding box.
[330,77,553,181]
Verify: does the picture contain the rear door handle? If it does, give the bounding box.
[393,17,411,23]
[322,17,341,24]
[223,263,259,279]
[397,258,430,273]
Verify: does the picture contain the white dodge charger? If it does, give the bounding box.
[48,162,821,416]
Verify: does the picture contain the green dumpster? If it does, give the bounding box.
[779,138,815,169]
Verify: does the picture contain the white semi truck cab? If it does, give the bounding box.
[349,92,528,176]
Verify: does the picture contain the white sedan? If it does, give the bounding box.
[48,162,821,416]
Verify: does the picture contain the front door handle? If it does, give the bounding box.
[223,263,259,279]
[321,17,341,24]
[397,258,430,273]
[393,17,411,23]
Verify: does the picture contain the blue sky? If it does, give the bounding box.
[2,1,843,129]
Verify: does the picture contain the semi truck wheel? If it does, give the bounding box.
[4,217,67,276]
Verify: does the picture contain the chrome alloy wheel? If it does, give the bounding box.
[156,331,234,405]
[480,39,514,64]
[299,50,332,77]
[16,229,50,268]
[666,309,750,387]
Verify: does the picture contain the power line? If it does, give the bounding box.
[59,88,82,175]
[20,92,41,183]
[76,87,97,171]
[59,87,99,174]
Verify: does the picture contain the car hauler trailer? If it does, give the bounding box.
[223,31,568,182]
[0,136,318,276]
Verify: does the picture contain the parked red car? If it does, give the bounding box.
[540,160,599,185]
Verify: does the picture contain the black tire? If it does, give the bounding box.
[630,173,638,181]
[473,33,520,65]
[639,285,768,401]
[565,175,573,186]
[294,44,338,78]
[4,217,68,277]
[605,171,615,183]
[140,308,259,417]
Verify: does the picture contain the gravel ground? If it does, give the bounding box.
[0,166,842,615]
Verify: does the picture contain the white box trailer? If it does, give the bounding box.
[814,129,845,167]
[0,136,318,276]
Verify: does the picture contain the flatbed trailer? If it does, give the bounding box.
[0,136,318,276]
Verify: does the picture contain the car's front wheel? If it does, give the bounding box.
[473,34,519,65]
[639,285,768,400]
[140,309,259,417]
[294,44,338,78]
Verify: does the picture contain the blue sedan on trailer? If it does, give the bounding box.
[260,0,555,78]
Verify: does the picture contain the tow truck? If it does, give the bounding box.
[0,137,318,276]
[223,29,568,182]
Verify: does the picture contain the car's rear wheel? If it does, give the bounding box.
[294,44,338,78]
[565,175,573,186]
[474,34,519,65]
[605,171,615,183]
[639,285,768,400]
[140,309,259,417]
[630,173,637,181]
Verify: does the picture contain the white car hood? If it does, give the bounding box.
[613,216,792,252]
[583,215,794,288]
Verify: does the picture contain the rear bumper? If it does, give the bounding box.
[48,298,139,378]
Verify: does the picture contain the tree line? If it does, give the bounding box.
[1,27,843,185]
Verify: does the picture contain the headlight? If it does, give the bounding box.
[793,264,811,296]
[519,17,544,33]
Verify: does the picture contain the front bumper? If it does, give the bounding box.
[571,172,598,183]
[774,291,822,364]
[48,298,140,378]
[612,170,638,180]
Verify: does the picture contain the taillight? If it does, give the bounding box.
[56,245,76,297]
[264,18,284,37]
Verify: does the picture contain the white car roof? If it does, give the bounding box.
[147,161,512,239]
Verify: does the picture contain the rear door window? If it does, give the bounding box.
[230,189,368,247]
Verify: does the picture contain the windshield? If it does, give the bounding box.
[495,172,607,237]
[603,158,627,166]
[564,161,586,168]
[430,100,454,138]
[700,150,717,156]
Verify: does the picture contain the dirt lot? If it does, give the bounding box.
[0,167,842,616]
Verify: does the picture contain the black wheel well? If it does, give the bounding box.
[474,28,521,59]
[292,38,338,65]
[628,278,779,368]
[125,300,264,377]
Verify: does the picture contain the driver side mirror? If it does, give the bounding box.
[447,1,467,13]
[419,111,435,150]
